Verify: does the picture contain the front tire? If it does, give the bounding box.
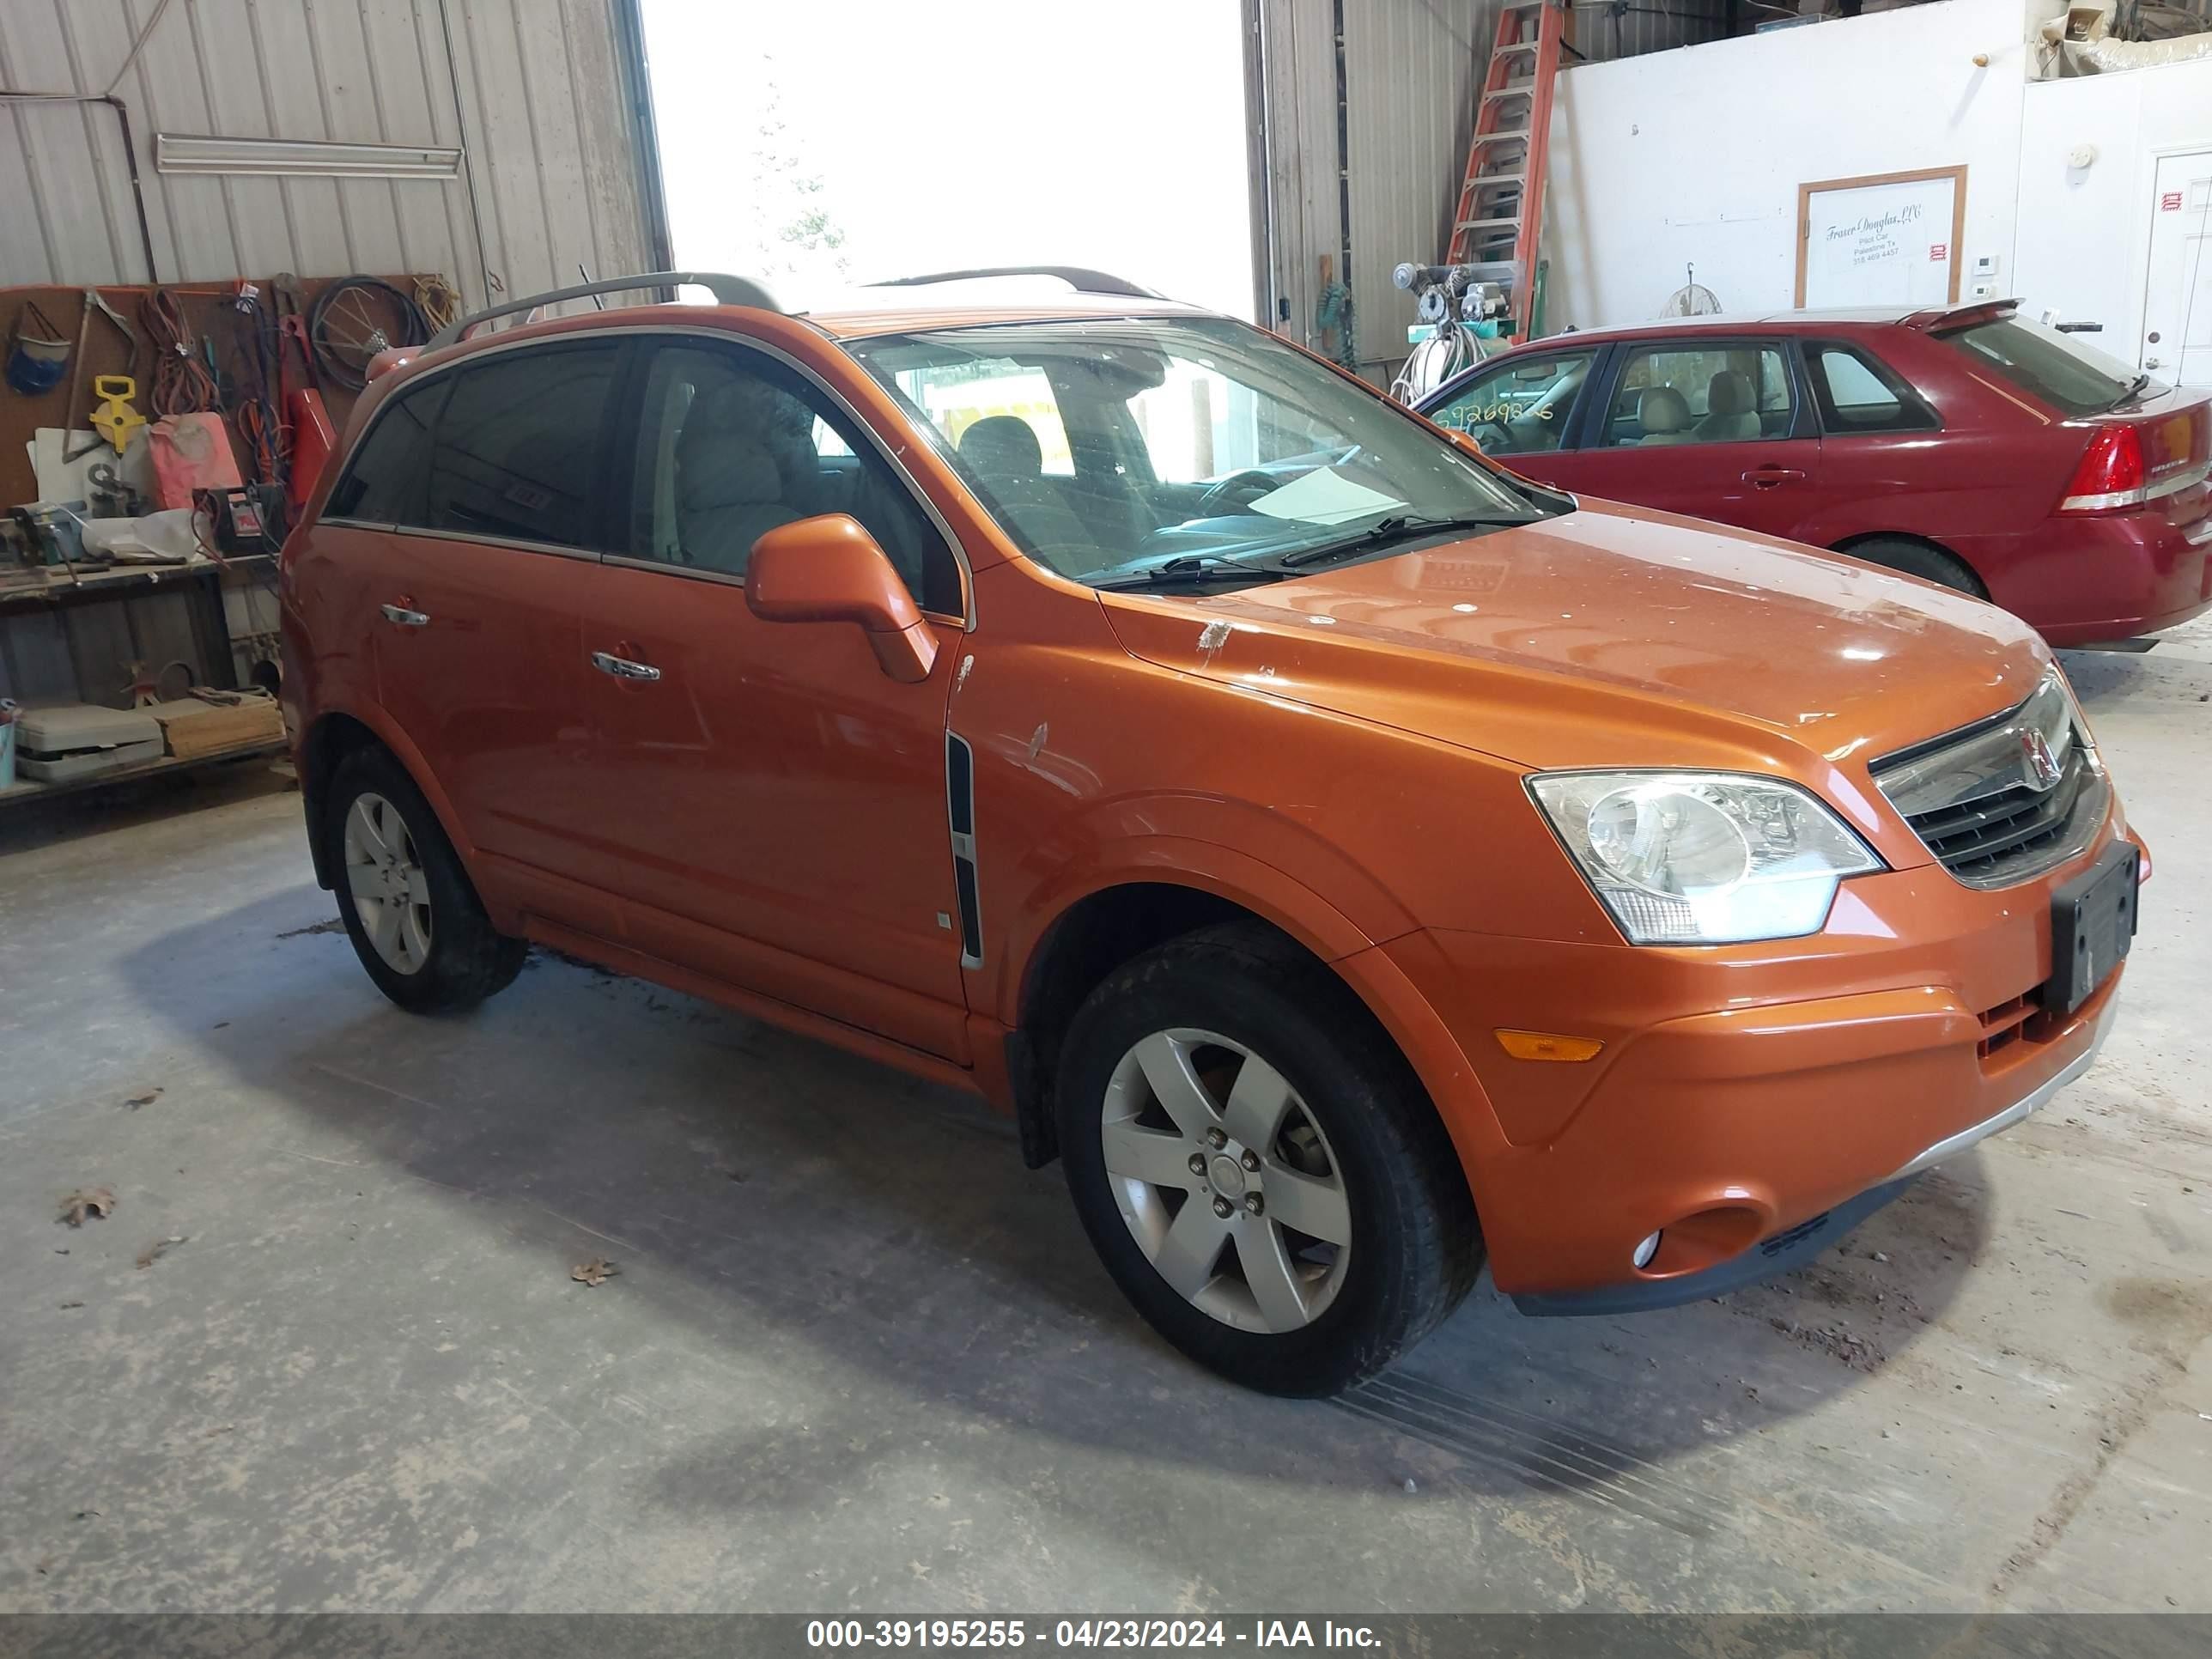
[1055,923,1480,1395]
[324,745,526,1013]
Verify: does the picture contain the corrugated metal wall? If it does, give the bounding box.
[1343,0,1491,372]
[0,0,658,308]
[1261,0,1729,376]
[1257,0,1344,356]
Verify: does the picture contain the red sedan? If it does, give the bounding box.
[1417,301,2212,647]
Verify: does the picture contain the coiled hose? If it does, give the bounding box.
[142,287,220,417]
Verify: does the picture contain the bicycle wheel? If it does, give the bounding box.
[308,276,428,390]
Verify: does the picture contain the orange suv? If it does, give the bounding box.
[281,268,2142,1395]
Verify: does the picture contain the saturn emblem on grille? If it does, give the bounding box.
[2021,728,2063,791]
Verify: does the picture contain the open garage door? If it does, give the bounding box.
[639,0,1257,318]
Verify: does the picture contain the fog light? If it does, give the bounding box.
[1632,1231,1662,1269]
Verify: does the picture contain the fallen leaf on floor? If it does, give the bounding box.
[276,918,345,939]
[74,1510,98,1522]
[123,1088,163,1109]
[571,1257,619,1286]
[34,1558,52,1576]
[58,1188,115,1227]
[211,1021,230,1030]
[135,1235,188,1270]
[58,1301,84,1310]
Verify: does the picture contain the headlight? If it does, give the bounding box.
[1528,772,1883,945]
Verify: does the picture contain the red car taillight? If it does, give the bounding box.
[2058,425,2148,513]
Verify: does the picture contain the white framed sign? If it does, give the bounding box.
[1796,166,1967,308]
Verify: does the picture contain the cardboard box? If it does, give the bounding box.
[146,695,284,761]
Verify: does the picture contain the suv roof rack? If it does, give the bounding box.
[863,266,1164,301]
[427,270,782,349]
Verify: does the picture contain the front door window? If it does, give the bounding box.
[624,342,961,616]
[1427,349,1596,455]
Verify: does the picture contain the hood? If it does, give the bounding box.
[1102,500,2050,776]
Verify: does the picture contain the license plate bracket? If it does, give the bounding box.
[2045,842,2139,1016]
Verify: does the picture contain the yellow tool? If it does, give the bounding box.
[89,374,145,453]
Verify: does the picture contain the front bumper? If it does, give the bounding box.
[1510,989,2118,1315]
[1385,823,2136,1299]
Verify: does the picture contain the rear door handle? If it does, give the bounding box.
[591,650,661,683]
[1742,466,1807,487]
[380,603,429,627]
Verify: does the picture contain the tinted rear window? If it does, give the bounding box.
[422,343,622,547]
[327,379,449,524]
[1936,317,2138,417]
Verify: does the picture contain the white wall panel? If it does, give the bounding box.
[1546,0,2033,329]
[0,0,657,310]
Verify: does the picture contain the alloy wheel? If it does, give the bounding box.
[1099,1027,1352,1333]
[342,792,433,975]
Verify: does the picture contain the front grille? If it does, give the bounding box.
[1872,674,2109,890]
[1908,745,2095,878]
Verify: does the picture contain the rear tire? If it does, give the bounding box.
[323,745,526,1014]
[1838,536,1984,597]
[1054,922,1480,1395]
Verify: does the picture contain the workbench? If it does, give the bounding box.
[0,728,287,807]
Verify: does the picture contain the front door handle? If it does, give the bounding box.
[591,650,661,683]
[380,603,429,628]
[1742,466,1808,488]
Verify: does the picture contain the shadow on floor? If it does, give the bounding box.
[112,880,1982,1534]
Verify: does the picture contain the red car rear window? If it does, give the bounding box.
[1936,317,2141,418]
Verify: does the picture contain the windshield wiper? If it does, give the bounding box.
[2110,371,2153,409]
[1278,513,1533,569]
[1091,555,1292,592]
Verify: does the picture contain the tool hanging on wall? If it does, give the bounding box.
[271,273,337,512]
[6,300,72,395]
[271,273,316,398]
[141,287,220,416]
[62,289,139,463]
[223,283,289,491]
[413,275,460,334]
[89,374,147,453]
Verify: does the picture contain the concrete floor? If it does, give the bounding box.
[2,624,2209,1616]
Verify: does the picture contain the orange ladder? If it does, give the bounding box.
[1444,0,1566,340]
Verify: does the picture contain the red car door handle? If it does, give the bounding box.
[1742,466,1807,487]
[591,649,661,683]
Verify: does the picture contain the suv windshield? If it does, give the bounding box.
[846,317,1554,589]
[1936,314,2150,417]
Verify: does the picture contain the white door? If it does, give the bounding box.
[2144,151,2212,385]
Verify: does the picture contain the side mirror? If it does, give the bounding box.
[745,514,939,684]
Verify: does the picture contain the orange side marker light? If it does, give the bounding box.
[1494,1029,1604,1062]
